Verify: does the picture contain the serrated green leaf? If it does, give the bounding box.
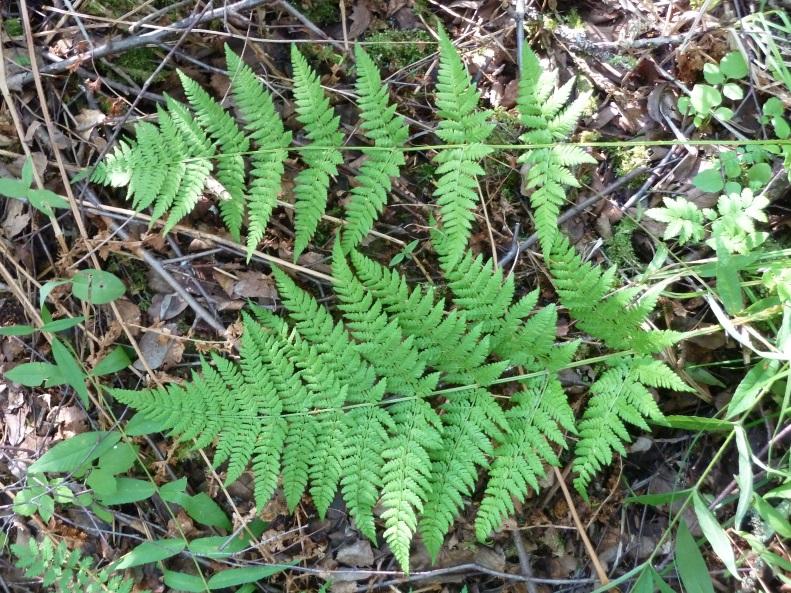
[86,467,118,497]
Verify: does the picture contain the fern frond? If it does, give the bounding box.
[419,387,505,559]
[225,46,292,257]
[475,375,574,540]
[381,398,443,572]
[291,45,344,260]
[573,358,670,496]
[179,71,249,240]
[548,235,683,353]
[12,538,147,593]
[432,28,494,260]
[517,46,595,251]
[341,45,408,251]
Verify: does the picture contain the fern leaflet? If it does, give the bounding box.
[432,28,494,260]
[341,45,409,251]
[290,44,344,260]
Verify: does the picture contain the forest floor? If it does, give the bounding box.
[1,1,790,593]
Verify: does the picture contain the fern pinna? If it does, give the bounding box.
[12,538,146,593]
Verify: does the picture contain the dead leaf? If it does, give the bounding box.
[74,109,106,141]
[2,199,30,238]
[150,293,189,322]
[232,271,277,301]
[347,2,372,39]
[133,324,183,371]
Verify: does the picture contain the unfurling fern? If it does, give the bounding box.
[432,29,494,261]
[12,537,147,593]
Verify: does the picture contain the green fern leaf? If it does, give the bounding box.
[291,45,344,260]
[178,71,249,241]
[341,45,408,251]
[572,358,667,497]
[225,46,292,258]
[475,375,574,539]
[432,28,494,260]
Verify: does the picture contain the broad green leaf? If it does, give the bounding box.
[733,426,753,530]
[0,325,36,336]
[722,83,744,101]
[21,157,33,187]
[752,494,791,538]
[160,478,190,506]
[98,441,138,474]
[702,63,724,85]
[184,492,232,530]
[690,85,722,115]
[720,51,748,79]
[765,482,791,499]
[27,188,69,215]
[86,467,118,498]
[625,488,694,507]
[675,519,715,593]
[5,362,63,387]
[91,346,131,376]
[206,564,291,589]
[746,162,772,188]
[163,570,207,593]
[12,489,37,516]
[51,337,90,406]
[715,240,743,314]
[40,316,85,333]
[28,431,121,474]
[39,279,71,309]
[662,415,732,432]
[692,491,739,579]
[92,503,114,523]
[763,97,784,117]
[631,568,654,593]
[98,477,155,505]
[727,359,780,418]
[0,177,31,199]
[187,535,248,558]
[71,269,125,304]
[37,494,55,523]
[692,169,724,193]
[114,538,186,570]
[713,106,734,121]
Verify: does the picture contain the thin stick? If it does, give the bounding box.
[552,466,610,586]
[6,0,272,89]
